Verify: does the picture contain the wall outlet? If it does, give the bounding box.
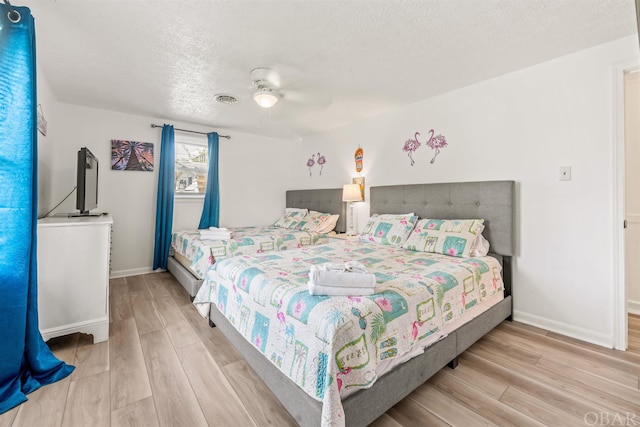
[560,166,572,181]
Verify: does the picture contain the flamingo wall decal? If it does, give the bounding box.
[402,132,421,166]
[306,154,315,176]
[401,128,448,165]
[305,152,327,176]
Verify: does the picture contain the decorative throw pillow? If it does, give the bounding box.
[358,214,418,246]
[402,218,485,258]
[273,210,308,229]
[298,211,332,232]
[307,213,339,234]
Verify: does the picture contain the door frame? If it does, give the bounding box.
[612,59,640,351]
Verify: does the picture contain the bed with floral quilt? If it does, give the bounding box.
[172,226,329,279]
[167,188,346,297]
[193,179,515,427]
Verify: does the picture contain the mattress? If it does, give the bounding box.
[171,226,328,278]
[193,239,504,426]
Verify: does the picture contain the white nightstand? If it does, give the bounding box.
[329,233,359,241]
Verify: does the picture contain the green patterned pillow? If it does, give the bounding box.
[358,214,418,246]
[297,211,331,232]
[402,218,485,258]
[273,210,308,229]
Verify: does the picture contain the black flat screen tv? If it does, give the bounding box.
[75,147,99,216]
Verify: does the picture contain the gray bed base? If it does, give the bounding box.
[167,255,202,298]
[209,293,512,426]
[168,188,347,298]
[206,180,516,426]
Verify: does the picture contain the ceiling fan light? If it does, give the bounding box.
[253,88,280,108]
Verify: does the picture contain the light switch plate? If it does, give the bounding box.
[560,166,572,181]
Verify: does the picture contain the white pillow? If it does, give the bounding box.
[314,214,339,234]
[469,234,490,257]
[285,208,308,214]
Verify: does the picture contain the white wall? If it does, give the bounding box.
[172,132,292,232]
[626,70,640,314]
[36,101,293,277]
[37,34,639,346]
[292,36,640,347]
[36,63,58,219]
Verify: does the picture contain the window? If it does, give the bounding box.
[174,135,208,197]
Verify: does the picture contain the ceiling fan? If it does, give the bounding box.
[251,67,282,108]
[249,67,332,110]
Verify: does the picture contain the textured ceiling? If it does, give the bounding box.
[27,0,638,139]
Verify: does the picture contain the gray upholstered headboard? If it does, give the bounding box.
[286,188,347,233]
[370,181,515,256]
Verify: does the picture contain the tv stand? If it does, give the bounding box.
[37,215,113,343]
[68,211,104,217]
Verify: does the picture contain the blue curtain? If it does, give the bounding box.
[152,125,175,270]
[197,132,220,229]
[0,5,74,414]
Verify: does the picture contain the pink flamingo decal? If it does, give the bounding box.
[425,129,448,164]
[316,152,326,175]
[276,299,286,324]
[306,154,315,177]
[402,132,421,166]
[336,367,352,392]
[411,320,425,340]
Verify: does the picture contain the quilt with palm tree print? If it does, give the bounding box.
[194,239,504,427]
[172,226,328,278]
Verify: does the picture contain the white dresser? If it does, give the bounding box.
[37,214,112,343]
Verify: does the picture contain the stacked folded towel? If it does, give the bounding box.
[308,261,377,296]
[199,226,233,239]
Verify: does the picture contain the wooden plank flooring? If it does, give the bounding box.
[1,271,639,426]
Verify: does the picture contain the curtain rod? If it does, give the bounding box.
[2,0,22,23]
[150,124,231,139]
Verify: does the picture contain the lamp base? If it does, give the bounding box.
[345,201,357,236]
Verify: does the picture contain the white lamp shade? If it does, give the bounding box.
[253,88,280,108]
[342,183,363,202]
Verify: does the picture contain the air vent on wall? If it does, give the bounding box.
[215,94,239,104]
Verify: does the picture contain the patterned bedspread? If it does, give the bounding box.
[194,240,504,427]
[171,226,328,278]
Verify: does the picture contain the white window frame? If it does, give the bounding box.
[174,134,208,200]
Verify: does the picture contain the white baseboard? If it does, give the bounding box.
[110,267,165,279]
[628,300,640,315]
[41,317,109,344]
[513,309,613,348]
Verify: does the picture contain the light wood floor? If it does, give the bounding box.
[1,272,639,426]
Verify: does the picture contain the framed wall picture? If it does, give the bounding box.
[352,176,365,202]
[111,140,154,171]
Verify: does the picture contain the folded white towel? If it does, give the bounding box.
[208,226,228,231]
[199,231,233,239]
[323,261,368,274]
[308,282,376,296]
[308,265,376,288]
